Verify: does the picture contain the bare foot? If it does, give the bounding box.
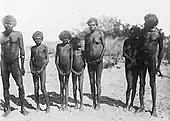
[79,105,83,111]
[21,108,29,116]
[36,107,40,112]
[136,108,145,113]
[95,104,100,111]
[59,106,64,111]
[151,110,158,117]
[128,105,135,112]
[2,108,11,117]
[46,107,50,113]
[64,106,68,111]
[123,104,128,111]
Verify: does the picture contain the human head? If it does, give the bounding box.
[128,25,141,39]
[58,30,72,43]
[32,31,43,45]
[2,15,17,32]
[87,17,98,32]
[144,13,158,30]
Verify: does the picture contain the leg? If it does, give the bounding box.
[138,64,147,113]
[11,60,28,116]
[1,61,11,117]
[95,61,103,110]
[32,74,40,112]
[64,74,70,110]
[40,68,50,113]
[72,73,78,109]
[148,56,157,117]
[58,73,64,111]
[124,67,133,110]
[78,72,84,111]
[129,67,139,111]
[87,64,96,109]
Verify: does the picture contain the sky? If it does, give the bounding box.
[0,0,170,45]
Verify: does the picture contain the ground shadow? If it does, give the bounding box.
[27,92,91,109]
[84,93,125,108]
[9,95,35,110]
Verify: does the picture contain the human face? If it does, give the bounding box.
[62,37,70,44]
[88,21,97,32]
[4,22,14,32]
[34,37,43,45]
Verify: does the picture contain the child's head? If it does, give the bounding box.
[87,17,98,32]
[144,13,158,30]
[32,31,43,45]
[58,30,72,43]
[2,15,17,31]
[128,25,141,39]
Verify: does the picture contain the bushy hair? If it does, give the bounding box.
[32,31,43,40]
[2,15,17,27]
[58,30,72,41]
[87,17,98,26]
[144,13,159,28]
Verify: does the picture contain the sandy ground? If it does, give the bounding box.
[0,56,170,121]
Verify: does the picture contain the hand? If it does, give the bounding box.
[36,69,43,75]
[21,68,25,76]
[131,58,136,64]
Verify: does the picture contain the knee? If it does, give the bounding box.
[41,86,46,93]
[150,81,156,88]
[73,85,77,91]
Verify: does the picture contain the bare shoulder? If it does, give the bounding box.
[41,44,48,49]
[12,31,23,37]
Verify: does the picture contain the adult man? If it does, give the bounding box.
[0,15,28,117]
[137,13,164,117]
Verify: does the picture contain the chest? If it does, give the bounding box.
[144,31,160,42]
[32,46,45,56]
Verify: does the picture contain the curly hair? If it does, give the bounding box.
[2,15,17,27]
[87,17,98,26]
[128,25,141,38]
[144,13,159,28]
[32,31,43,40]
[58,30,72,41]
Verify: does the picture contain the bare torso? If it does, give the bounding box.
[72,48,85,72]
[85,30,104,62]
[31,44,48,70]
[57,43,72,73]
[1,31,21,64]
[143,28,161,55]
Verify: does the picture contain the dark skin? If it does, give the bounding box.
[137,25,163,117]
[29,36,50,113]
[71,37,86,111]
[85,21,106,110]
[55,37,72,111]
[123,36,138,111]
[0,22,28,117]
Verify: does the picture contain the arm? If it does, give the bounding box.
[100,32,106,60]
[18,32,25,75]
[29,48,36,74]
[55,45,59,67]
[156,32,164,70]
[123,40,132,61]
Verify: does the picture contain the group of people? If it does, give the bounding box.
[0,13,163,118]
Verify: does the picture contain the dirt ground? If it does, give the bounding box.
[0,56,170,121]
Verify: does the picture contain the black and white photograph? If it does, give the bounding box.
[0,0,170,121]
